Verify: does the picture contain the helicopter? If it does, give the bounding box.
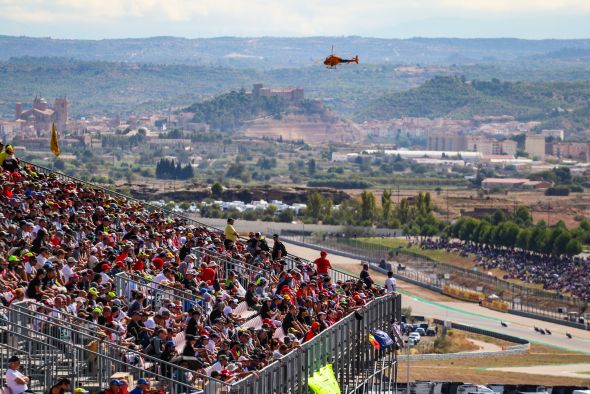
[323,46,359,69]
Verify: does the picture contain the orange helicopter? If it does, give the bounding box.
[323,46,359,69]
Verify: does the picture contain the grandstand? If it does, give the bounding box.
[0,160,401,394]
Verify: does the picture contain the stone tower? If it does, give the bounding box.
[15,102,22,120]
[53,97,69,130]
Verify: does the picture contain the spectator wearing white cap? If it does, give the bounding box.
[5,355,29,394]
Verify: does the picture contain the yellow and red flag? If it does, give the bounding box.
[50,122,60,157]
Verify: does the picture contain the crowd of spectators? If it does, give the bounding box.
[0,158,388,390]
[419,238,590,300]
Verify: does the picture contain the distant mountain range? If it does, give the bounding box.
[2,35,590,68]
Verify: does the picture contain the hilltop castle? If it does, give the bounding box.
[15,96,68,132]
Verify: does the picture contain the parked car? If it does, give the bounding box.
[415,327,426,336]
[408,332,421,344]
[426,327,437,336]
[457,385,495,394]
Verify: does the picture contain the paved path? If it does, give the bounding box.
[467,339,502,353]
[487,363,590,378]
[284,241,590,354]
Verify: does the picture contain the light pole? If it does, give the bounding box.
[302,221,305,243]
[406,344,411,394]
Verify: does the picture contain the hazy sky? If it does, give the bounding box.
[1,0,589,39]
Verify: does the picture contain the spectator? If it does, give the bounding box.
[103,380,122,394]
[223,218,239,251]
[48,378,71,394]
[271,234,287,261]
[5,355,29,394]
[313,251,331,275]
[385,271,397,293]
[1,145,20,172]
[359,263,373,287]
[129,378,150,394]
[303,322,321,343]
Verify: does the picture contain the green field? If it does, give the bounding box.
[349,237,476,268]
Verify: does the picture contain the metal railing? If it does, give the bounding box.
[1,293,401,394]
[0,302,230,393]
[229,293,401,393]
[114,272,206,314]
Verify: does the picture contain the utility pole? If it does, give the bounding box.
[446,188,449,222]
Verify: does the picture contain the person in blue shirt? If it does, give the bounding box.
[129,378,150,394]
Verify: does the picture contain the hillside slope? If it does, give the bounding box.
[356,77,590,132]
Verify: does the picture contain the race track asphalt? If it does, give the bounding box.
[284,241,590,354]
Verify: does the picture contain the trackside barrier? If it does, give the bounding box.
[482,299,510,312]
[432,319,530,346]
[228,293,402,393]
[442,284,485,303]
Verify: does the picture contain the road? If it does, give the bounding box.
[285,241,590,354]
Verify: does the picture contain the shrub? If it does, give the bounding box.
[545,186,570,196]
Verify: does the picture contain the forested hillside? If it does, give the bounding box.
[357,76,590,131]
[182,90,288,132]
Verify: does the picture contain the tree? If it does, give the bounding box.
[528,226,548,253]
[360,191,377,224]
[307,159,316,176]
[306,191,325,221]
[516,228,532,249]
[459,218,479,242]
[53,158,65,170]
[513,206,532,227]
[552,232,572,255]
[381,189,392,225]
[226,162,245,179]
[278,208,294,223]
[491,210,507,225]
[211,182,223,198]
[565,239,583,256]
[395,198,411,225]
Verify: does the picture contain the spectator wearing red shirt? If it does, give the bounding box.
[199,262,216,285]
[313,251,331,274]
[304,321,321,343]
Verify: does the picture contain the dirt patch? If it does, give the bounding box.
[398,344,590,385]
[242,113,361,145]
[396,364,590,386]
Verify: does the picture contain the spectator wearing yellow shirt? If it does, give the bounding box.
[224,218,239,251]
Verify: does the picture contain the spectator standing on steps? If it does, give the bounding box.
[313,251,331,275]
[271,234,287,261]
[224,218,239,251]
[385,271,397,293]
[5,355,29,394]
